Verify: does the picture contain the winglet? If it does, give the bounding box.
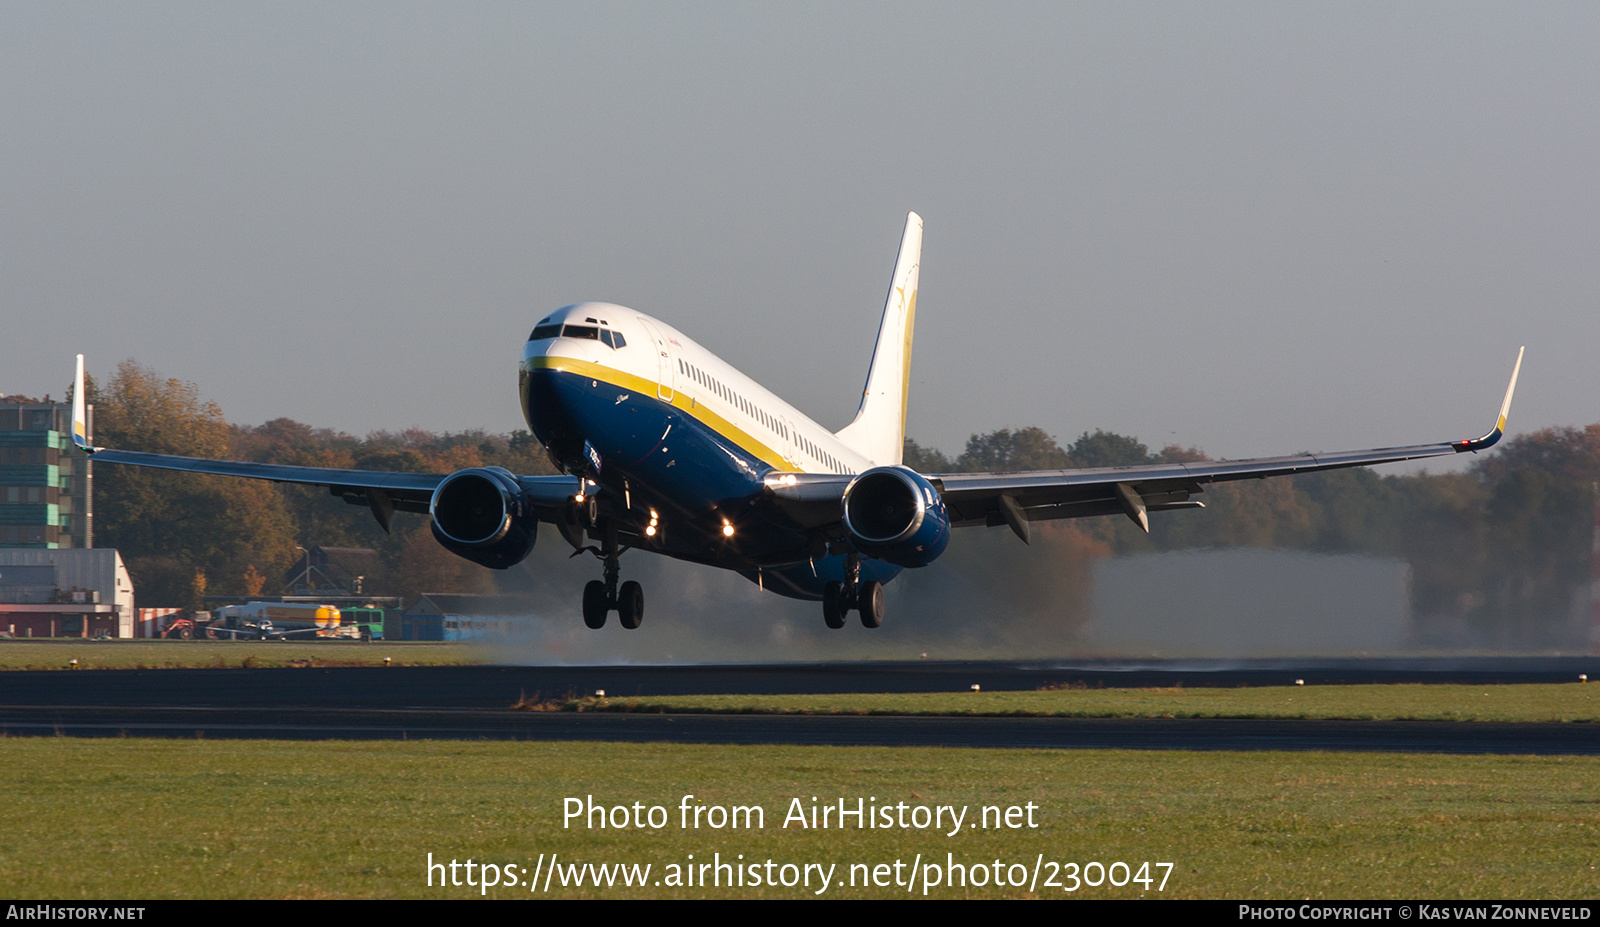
[71,355,96,453]
[1454,346,1524,453]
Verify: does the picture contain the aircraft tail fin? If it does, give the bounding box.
[71,355,94,452]
[835,212,922,467]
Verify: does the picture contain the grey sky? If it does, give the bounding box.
[4,3,1596,467]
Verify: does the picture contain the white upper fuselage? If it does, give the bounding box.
[520,302,874,476]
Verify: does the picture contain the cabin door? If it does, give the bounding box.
[636,318,676,402]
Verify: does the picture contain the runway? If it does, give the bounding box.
[1,659,1594,753]
[1,656,1595,708]
[0,703,1595,754]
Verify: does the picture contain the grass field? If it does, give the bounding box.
[541,684,1600,723]
[0,739,1595,899]
[0,640,480,670]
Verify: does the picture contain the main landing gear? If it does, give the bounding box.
[822,553,884,630]
[582,527,644,630]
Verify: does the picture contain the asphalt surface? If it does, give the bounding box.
[0,704,1595,754]
[2,657,1596,708]
[1,658,1595,753]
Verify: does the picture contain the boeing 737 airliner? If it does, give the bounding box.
[72,213,1524,631]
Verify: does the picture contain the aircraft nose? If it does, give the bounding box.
[521,364,587,462]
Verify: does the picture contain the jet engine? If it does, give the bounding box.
[429,467,539,569]
[841,466,950,568]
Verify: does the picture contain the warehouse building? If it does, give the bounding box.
[0,548,134,638]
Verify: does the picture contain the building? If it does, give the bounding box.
[281,546,381,596]
[402,594,530,641]
[0,399,92,549]
[0,548,134,638]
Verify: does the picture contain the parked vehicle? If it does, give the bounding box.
[210,602,355,640]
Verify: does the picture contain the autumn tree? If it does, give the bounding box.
[90,361,298,605]
[242,564,267,597]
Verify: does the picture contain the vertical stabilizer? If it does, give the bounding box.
[72,354,93,451]
[835,212,922,466]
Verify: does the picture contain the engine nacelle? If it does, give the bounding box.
[841,466,950,568]
[429,467,539,569]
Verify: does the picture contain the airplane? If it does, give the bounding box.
[70,213,1524,632]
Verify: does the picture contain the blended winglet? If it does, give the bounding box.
[1454,346,1524,453]
[71,355,95,452]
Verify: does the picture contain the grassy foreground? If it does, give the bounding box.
[0,739,1595,899]
[0,640,479,670]
[543,683,1600,723]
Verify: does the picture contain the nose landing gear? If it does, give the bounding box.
[581,526,645,630]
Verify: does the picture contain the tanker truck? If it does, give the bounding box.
[210,602,363,641]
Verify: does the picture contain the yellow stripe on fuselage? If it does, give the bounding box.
[525,355,803,472]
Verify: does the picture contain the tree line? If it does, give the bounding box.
[80,361,556,606]
[906,425,1600,647]
[75,361,1600,646]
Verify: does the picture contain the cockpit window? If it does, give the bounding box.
[535,321,626,347]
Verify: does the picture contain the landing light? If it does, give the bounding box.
[645,525,657,537]
[722,523,735,538]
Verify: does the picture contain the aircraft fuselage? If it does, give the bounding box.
[520,301,899,599]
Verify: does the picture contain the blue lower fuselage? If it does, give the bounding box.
[521,364,899,600]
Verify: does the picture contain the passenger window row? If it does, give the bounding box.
[675,359,849,473]
[796,433,845,474]
[679,360,786,440]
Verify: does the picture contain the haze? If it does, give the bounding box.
[4,3,1596,465]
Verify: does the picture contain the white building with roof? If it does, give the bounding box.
[0,548,134,637]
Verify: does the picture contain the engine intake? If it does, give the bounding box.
[841,466,950,568]
[429,467,539,569]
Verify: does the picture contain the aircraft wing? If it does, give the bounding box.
[768,348,1523,541]
[87,449,447,508]
[265,625,349,639]
[936,347,1524,538]
[80,449,581,530]
[933,441,1453,536]
[70,357,581,532]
